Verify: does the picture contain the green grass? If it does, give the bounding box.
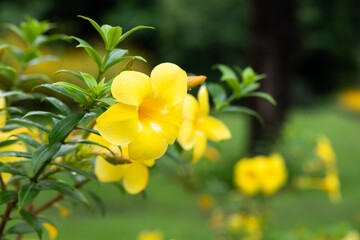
[36,102,360,240]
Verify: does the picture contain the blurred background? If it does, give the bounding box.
[1,0,360,239]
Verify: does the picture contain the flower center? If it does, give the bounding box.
[138,98,163,125]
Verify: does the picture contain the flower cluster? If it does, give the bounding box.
[234,153,287,196]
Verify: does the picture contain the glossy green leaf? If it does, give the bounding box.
[54,69,83,81]
[0,151,32,158]
[26,55,58,68]
[80,72,97,94]
[23,111,63,119]
[49,113,84,146]
[78,16,107,48]
[0,65,17,81]
[0,190,18,205]
[118,26,154,44]
[103,48,128,71]
[67,36,102,68]
[32,143,61,171]
[34,33,67,48]
[18,182,39,210]
[15,134,40,148]
[0,167,28,177]
[54,162,98,183]
[96,98,115,106]
[214,64,241,96]
[6,222,34,235]
[54,82,92,97]
[207,83,227,110]
[86,190,106,216]
[243,92,277,105]
[19,209,43,239]
[37,180,89,207]
[222,106,264,125]
[107,27,122,50]
[77,127,100,135]
[0,139,18,148]
[18,74,51,83]
[66,139,115,157]
[7,118,49,133]
[42,97,71,115]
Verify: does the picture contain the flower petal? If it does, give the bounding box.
[0,91,5,128]
[95,157,128,182]
[201,116,231,141]
[183,94,198,120]
[198,85,209,116]
[192,131,207,163]
[150,63,187,105]
[142,159,155,167]
[123,161,149,194]
[42,223,58,240]
[96,103,140,145]
[128,123,168,161]
[111,71,152,106]
[177,119,196,150]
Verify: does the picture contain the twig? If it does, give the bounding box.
[33,179,89,215]
[0,174,6,191]
[0,200,17,238]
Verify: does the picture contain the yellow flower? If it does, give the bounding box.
[321,170,341,203]
[234,153,287,196]
[177,85,231,163]
[42,223,58,240]
[227,213,262,239]
[197,194,214,211]
[339,89,360,112]
[97,63,187,161]
[137,230,163,240]
[316,136,336,165]
[187,75,206,89]
[342,230,360,240]
[53,203,70,218]
[0,90,5,128]
[203,147,221,162]
[89,130,154,194]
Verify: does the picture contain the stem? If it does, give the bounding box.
[96,50,111,82]
[0,175,6,191]
[30,158,52,183]
[0,200,17,238]
[33,179,88,215]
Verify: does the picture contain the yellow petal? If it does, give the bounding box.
[183,94,198,120]
[0,142,27,163]
[142,159,155,167]
[111,71,152,106]
[96,103,140,146]
[95,157,128,182]
[177,119,196,150]
[42,223,58,240]
[123,161,149,194]
[53,203,69,218]
[192,131,207,163]
[1,173,12,184]
[198,85,209,116]
[150,63,187,105]
[0,91,5,128]
[201,116,231,141]
[128,123,168,161]
[187,75,207,90]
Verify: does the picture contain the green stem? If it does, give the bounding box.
[96,50,111,82]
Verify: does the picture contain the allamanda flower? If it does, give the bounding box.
[177,85,231,163]
[89,130,154,194]
[234,153,287,196]
[316,136,336,165]
[97,63,187,161]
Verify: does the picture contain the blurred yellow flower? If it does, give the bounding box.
[203,147,221,162]
[316,136,336,165]
[227,213,262,240]
[97,63,187,161]
[0,90,5,128]
[177,85,231,163]
[197,194,214,211]
[53,203,70,218]
[339,89,360,112]
[137,230,163,240]
[320,171,341,203]
[342,230,360,240]
[89,130,154,194]
[42,223,58,240]
[234,153,287,196]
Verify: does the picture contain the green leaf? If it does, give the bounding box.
[207,83,227,110]
[240,82,260,95]
[35,84,78,102]
[107,27,122,50]
[0,106,23,114]
[6,222,34,235]
[54,82,92,97]
[32,143,61,171]
[66,36,102,69]
[19,209,43,239]
[78,15,107,49]
[33,33,67,48]
[96,98,115,106]
[222,106,264,125]
[0,167,28,177]
[18,182,39,210]
[23,111,63,119]
[118,26,154,45]
[0,65,17,82]
[49,113,84,146]
[53,144,76,158]
[15,134,40,148]
[103,48,128,71]
[0,151,32,158]
[77,127,100,135]
[54,162,98,183]
[26,55,58,68]
[7,118,49,133]
[0,139,19,148]
[214,64,241,96]
[54,69,83,81]
[37,180,89,207]
[18,74,51,83]
[80,72,97,94]
[66,139,115,157]
[86,190,106,216]
[0,190,18,205]
[243,92,277,105]
[4,23,23,39]
[42,97,71,115]
[0,91,26,98]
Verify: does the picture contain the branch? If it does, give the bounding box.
[0,200,17,238]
